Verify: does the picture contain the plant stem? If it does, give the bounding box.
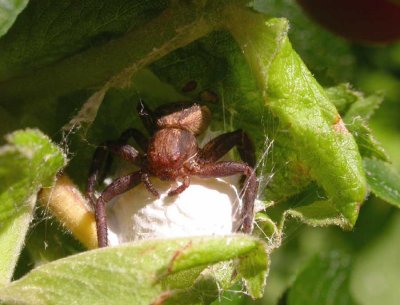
[38,175,98,249]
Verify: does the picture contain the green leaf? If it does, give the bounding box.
[236,242,268,298]
[0,0,169,81]
[363,158,400,207]
[224,10,366,226]
[326,84,388,161]
[325,83,361,115]
[0,1,213,103]
[164,261,255,305]
[347,117,389,161]
[251,0,357,85]
[266,38,367,226]
[0,0,28,38]
[164,268,226,305]
[344,92,383,122]
[268,184,349,229]
[0,235,268,304]
[0,129,66,285]
[326,83,384,125]
[287,252,356,305]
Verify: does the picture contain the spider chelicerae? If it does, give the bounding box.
[86,101,259,247]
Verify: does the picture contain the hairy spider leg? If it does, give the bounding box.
[100,128,148,182]
[87,130,151,247]
[141,172,160,198]
[192,161,258,234]
[201,129,256,167]
[201,129,256,188]
[168,176,191,196]
[87,145,108,205]
[86,140,142,206]
[95,171,143,247]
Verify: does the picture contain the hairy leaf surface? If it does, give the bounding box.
[0,236,268,304]
[0,129,65,284]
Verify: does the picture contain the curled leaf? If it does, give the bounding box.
[0,235,268,304]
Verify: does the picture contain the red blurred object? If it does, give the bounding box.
[296,0,400,44]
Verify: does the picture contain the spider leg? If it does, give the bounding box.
[95,171,143,247]
[100,128,148,182]
[141,172,160,198]
[191,161,258,233]
[86,140,142,208]
[168,176,190,196]
[201,129,255,167]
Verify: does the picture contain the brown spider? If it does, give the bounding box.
[87,101,259,247]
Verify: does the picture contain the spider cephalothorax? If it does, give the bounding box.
[87,101,258,247]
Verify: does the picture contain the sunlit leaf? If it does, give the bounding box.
[264,29,366,226]
[326,84,388,161]
[347,117,389,161]
[0,236,268,304]
[344,92,383,121]
[325,83,360,114]
[268,184,348,229]
[236,241,268,298]
[0,129,66,284]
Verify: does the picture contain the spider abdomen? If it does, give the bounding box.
[147,128,198,180]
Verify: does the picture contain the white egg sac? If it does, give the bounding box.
[107,176,243,246]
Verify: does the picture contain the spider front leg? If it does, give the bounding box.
[86,140,142,206]
[201,129,256,167]
[191,161,258,233]
[95,171,143,247]
[86,129,147,205]
[168,176,190,196]
[99,128,148,183]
